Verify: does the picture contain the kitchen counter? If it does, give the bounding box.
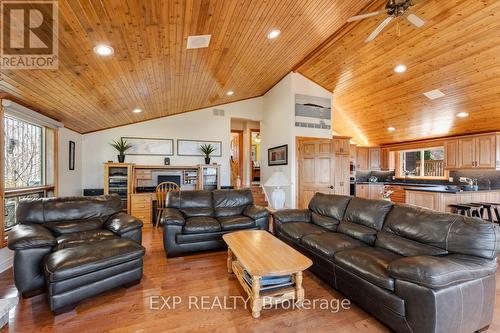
[405,188,500,212]
[354,181,441,187]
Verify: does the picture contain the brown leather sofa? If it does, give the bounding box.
[161,189,269,257]
[8,194,145,314]
[273,193,500,333]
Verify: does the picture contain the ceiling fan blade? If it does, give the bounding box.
[365,16,393,42]
[347,10,386,22]
[407,14,426,28]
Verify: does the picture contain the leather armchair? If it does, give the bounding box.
[8,194,144,298]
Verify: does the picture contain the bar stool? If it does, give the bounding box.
[471,202,493,222]
[449,204,473,217]
[466,203,484,219]
[479,202,500,224]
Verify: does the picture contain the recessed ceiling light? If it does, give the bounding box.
[387,127,396,131]
[187,35,212,49]
[93,44,114,56]
[132,108,142,113]
[394,64,407,73]
[456,112,469,118]
[423,89,446,100]
[267,29,281,39]
[226,91,234,96]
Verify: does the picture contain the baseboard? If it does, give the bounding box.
[0,253,13,273]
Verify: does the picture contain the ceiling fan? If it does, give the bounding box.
[347,0,426,42]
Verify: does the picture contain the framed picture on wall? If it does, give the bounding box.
[69,141,75,170]
[268,144,288,166]
[122,137,174,156]
[177,139,222,156]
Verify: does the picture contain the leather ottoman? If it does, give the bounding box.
[44,238,145,314]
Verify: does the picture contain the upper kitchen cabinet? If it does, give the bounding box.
[368,148,381,170]
[333,136,351,156]
[444,140,459,169]
[356,147,369,170]
[380,148,395,171]
[458,134,496,169]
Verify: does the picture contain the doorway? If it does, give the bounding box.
[250,130,261,185]
[230,130,243,188]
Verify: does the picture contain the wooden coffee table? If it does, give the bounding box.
[222,230,312,318]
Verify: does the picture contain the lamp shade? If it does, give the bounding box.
[264,170,291,187]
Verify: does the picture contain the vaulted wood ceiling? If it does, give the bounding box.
[297,0,500,145]
[0,0,373,133]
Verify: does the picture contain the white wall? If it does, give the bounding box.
[82,98,263,189]
[58,128,83,196]
[261,72,333,208]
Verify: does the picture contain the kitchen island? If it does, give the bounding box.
[405,187,500,213]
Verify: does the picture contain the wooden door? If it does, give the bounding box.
[444,140,459,169]
[459,137,475,168]
[356,147,368,170]
[368,148,381,170]
[298,139,335,208]
[334,155,350,196]
[475,135,496,168]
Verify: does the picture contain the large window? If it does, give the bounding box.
[400,147,445,178]
[4,116,44,189]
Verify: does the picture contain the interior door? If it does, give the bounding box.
[298,138,335,208]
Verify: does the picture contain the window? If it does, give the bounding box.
[400,147,445,178]
[4,116,44,189]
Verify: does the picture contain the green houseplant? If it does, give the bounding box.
[200,144,216,164]
[110,138,132,163]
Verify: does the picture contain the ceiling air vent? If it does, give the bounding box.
[213,109,225,117]
[187,35,211,49]
[423,89,446,100]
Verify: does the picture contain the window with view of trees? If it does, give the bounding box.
[400,147,445,178]
[4,116,44,189]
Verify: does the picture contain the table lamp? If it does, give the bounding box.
[264,169,291,209]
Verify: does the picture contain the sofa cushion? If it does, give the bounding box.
[383,204,500,259]
[376,231,448,257]
[308,193,351,230]
[44,218,106,236]
[218,215,255,231]
[56,229,118,250]
[337,221,378,245]
[279,222,326,242]
[213,189,253,218]
[301,232,367,260]
[388,254,498,289]
[44,238,145,282]
[167,191,214,218]
[343,197,393,230]
[335,247,402,291]
[183,217,221,234]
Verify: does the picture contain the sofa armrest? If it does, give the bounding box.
[104,212,143,235]
[273,209,311,224]
[243,205,269,220]
[388,254,498,289]
[8,224,56,250]
[160,208,185,226]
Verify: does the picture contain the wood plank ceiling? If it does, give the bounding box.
[0,0,373,133]
[297,0,500,145]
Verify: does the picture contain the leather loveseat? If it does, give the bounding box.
[161,189,269,257]
[274,193,500,333]
[8,194,145,314]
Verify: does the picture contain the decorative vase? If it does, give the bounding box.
[118,154,125,163]
[205,157,211,164]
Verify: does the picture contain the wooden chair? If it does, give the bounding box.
[155,182,180,227]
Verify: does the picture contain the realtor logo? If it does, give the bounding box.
[0,0,58,69]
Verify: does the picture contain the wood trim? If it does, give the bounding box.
[4,185,55,197]
[0,99,4,247]
[231,130,244,184]
[249,129,260,185]
[382,132,500,151]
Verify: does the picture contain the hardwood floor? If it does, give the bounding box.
[0,225,499,332]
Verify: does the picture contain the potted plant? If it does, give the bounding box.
[200,144,216,165]
[110,138,132,163]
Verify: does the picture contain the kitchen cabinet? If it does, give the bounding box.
[356,147,369,170]
[385,185,406,203]
[356,184,369,199]
[368,184,384,200]
[444,140,459,169]
[380,148,395,170]
[350,144,357,161]
[368,148,381,170]
[458,135,496,169]
[333,136,350,156]
[334,155,350,196]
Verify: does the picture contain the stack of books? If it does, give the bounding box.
[243,270,294,292]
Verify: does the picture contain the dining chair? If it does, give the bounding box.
[155,182,180,227]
